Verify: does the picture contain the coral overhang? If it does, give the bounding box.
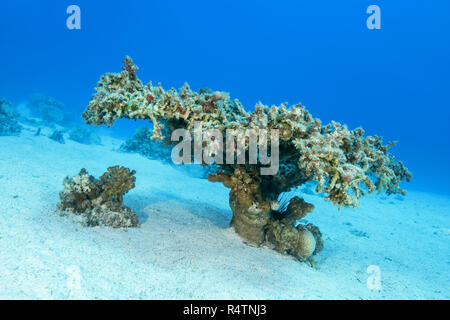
[82,57,411,262]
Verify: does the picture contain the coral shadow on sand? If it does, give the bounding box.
[126,191,231,228]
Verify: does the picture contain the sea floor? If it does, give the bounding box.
[0,125,449,299]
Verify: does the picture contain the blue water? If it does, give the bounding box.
[1,0,449,195]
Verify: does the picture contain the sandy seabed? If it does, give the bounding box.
[0,125,449,299]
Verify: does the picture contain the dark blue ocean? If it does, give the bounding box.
[1,0,449,196]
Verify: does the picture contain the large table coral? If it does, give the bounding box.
[82,57,411,263]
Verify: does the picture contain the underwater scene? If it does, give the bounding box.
[0,1,449,300]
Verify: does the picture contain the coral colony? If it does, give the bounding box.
[58,166,139,228]
[81,57,411,263]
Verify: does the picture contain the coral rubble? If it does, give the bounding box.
[57,166,139,228]
[82,57,411,262]
[0,98,22,136]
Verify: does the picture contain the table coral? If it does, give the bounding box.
[82,57,411,262]
[58,167,139,228]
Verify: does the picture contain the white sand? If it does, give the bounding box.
[0,126,448,299]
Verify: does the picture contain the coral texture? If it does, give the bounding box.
[57,166,139,228]
[99,165,136,203]
[0,98,22,136]
[265,196,324,263]
[82,57,411,262]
